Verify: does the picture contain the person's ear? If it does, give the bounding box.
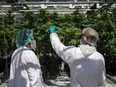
[83,36,88,42]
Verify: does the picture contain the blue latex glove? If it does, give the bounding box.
[48,25,56,34]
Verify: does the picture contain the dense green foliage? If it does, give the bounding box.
[0,8,116,78]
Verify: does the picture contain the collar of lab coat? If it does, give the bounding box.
[79,45,96,57]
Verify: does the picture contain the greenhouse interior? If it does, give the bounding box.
[0,0,116,87]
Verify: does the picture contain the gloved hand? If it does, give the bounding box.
[48,25,56,34]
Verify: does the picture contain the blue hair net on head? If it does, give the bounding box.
[16,28,33,48]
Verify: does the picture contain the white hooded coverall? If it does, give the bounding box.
[9,47,44,87]
[50,33,106,87]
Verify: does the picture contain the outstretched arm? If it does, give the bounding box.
[49,25,73,63]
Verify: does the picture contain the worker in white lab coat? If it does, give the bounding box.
[9,28,44,87]
[48,25,106,87]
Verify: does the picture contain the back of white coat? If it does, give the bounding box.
[50,33,106,87]
[9,47,44,87]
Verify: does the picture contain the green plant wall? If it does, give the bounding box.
[0,8,116,78]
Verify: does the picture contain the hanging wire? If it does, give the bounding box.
[12,15,16,52]
[2,12,9,81]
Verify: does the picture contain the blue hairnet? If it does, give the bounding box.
[16,28,33,48]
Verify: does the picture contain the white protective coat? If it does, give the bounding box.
[9,47,44,87]
[50,33,106,87]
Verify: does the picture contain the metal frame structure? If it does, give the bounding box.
[0,0,116,15]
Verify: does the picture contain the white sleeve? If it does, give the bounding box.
[24,51,43,87]
[99,56,106,86]
[102,56,106,85]
[103,60,106,85]
[50,33,74,63]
